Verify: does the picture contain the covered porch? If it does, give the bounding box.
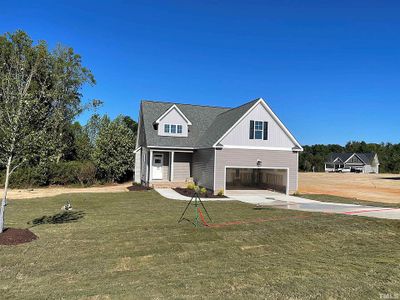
[147,148,193,187]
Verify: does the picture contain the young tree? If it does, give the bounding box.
[92,116,136,182]
[0,31,95,232]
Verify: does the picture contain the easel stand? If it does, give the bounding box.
[178,190,212,227]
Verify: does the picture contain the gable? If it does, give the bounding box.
[157,107,189,137]
[218,101,298,149]
[345,154,365,164]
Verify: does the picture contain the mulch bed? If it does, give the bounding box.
[0,228,38,246]
[174,187,227,198]
[127,185,152,191]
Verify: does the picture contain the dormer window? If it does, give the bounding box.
[164,124,183,135]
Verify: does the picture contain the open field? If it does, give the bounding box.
[0,182,132,200]
[299,172,400,204]
[1,191,400,299]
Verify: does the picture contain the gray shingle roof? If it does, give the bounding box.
[326,153,376,164]
[140,99,259,149]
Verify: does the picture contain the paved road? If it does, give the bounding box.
[156,188,400,220]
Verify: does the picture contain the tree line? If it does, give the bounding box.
[299,141,400,173]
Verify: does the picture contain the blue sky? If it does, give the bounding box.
[2,0,399,145]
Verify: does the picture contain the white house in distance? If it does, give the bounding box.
[324,153,380,173]
[134,98,303,195]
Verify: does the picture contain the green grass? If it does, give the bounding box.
[298,193,400,208]
[1,191,400,299]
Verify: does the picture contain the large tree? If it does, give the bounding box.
[0,31,95,232]
[92,115,136,182]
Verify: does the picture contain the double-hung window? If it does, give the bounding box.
[170,124,177,133]
[164,124,170,133]
[177,125,182,133]
[249,120,268,140]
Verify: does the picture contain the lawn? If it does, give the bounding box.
[1,190,399,299]
[299,193,400,208]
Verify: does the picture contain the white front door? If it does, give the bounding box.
[152,154,163,180]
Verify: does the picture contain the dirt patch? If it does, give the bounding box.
[174,187,227,198]
[0,228,38,245]
[127,184,152,191]
[299,173,400,204]
[0,182,132,200]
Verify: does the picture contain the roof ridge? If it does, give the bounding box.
[212,98,260,118]
[141,99,231,109]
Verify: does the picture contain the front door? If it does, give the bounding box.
[152,154,163,180]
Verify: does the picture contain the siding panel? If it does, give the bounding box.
[192,149,215,190]
[173,152,192,180]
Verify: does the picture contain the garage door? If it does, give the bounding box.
[226,168,287,193]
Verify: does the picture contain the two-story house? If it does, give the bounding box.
[134,98,303,195]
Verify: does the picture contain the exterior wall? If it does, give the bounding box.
[157,108,189,137]
[134,149,141,183]
[162,152,170,180]
[219,102,296,148]
[192,148,215,190]
[140,147,149,183]
[173,152,192,180]
[214,148,299,194]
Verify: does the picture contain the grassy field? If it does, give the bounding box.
[299,194,400,208]
[1,191,400,299]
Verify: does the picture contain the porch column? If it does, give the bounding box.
[149,149,153,182]
[170,151,175,181]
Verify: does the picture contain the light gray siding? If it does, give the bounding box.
[173,152,192,180]
[219,102,296,148]
[192,148,215,190]
[140,147,149,183]
[215,148,299,194]
[157,107,189,137]
[134,149,141,183]
[162,152,170,180]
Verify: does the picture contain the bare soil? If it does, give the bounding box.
[0,182,133,200]
[0,228,38,245]
[299,172,400,204]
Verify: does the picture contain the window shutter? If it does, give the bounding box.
[263,122,268,140]
[249,120,254,139]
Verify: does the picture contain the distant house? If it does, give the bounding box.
[134,98,303,195]
[324,153,379,173]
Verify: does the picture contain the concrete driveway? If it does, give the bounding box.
[157,188,400,220]
[226,190,400,220]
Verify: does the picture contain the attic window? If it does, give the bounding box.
[163,123,183,135]
[249,120,268,140]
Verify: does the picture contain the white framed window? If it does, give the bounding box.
[170,124,177,133]
[164,124,170,133]
[177,125,182,133]
[254,121,263,139]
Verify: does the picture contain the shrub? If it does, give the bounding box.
[49,161,97,186]
[217,189,224,196]
[186,182,196,190]
[200,187,207,195]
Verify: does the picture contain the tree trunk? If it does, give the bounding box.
[0,157,12,233]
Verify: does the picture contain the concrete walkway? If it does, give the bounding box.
[156,188,400,220]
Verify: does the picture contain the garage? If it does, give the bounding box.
[225,167,288,194]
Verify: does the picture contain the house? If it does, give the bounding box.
[134,98,303,195]
[324,153,379,173]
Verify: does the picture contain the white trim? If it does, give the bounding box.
[223,166,290,195]
[212,98,303,151]
[171,151,175,181]
[217,145,300,151]
[133,146,142,154]
[213,148,217,192]
[147,145,195,150]
[154,104,192,125]
[344,153,366,164]
[149,150,153,182]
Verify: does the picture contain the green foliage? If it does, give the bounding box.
[186,182,196,190]
[299,141,400,173]
[217,190,224,196]
[200,187,207,195]
[92,115,136,182]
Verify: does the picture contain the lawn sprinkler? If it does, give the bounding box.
[178,186,212,227]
